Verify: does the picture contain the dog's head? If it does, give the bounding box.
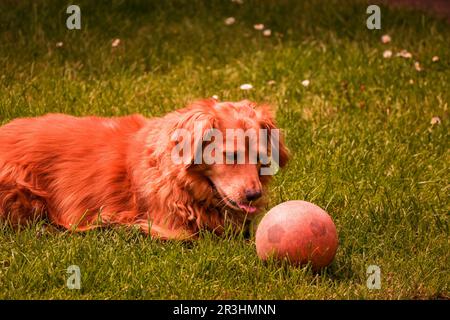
[171,99,289,216]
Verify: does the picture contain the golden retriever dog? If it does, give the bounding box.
[0,99,288,239]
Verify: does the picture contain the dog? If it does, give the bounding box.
[0,99,288,239]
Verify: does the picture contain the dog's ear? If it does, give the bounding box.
[172,100,217,168]
[255,104,289,168]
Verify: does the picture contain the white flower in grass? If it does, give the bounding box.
[381,34,391,43]
[383,50,392,58]
[301,79,310,87]
[224,17,236,25]
[56,42,64,48]
[254,24,264,31]
[112,38,121,47]
[262,29,272,37]
[212,95,219,100]
[267,80,276,86]
[430,116,441,125]
[432,56,439,62]
[396,50,412,59]
[240,83,253,90]
[414,61,422,72]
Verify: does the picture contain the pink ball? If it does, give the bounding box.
[255,200,338,270]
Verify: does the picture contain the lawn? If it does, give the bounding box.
[0,0,448,299]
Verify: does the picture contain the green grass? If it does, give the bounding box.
[0,0,449,299]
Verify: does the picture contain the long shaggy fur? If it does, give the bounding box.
[0,99,288,239]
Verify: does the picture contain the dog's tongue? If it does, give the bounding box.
[238,204,257,213]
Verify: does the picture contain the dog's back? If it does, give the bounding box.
[0,113,146,227]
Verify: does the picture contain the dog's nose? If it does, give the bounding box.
[245,189,262,202]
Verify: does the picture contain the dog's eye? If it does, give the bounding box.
[258,161,271,168]
[257,153,271,167]
[225,152,237,163]
[224,151,245,164]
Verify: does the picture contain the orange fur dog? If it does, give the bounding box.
[0,99,288,239]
